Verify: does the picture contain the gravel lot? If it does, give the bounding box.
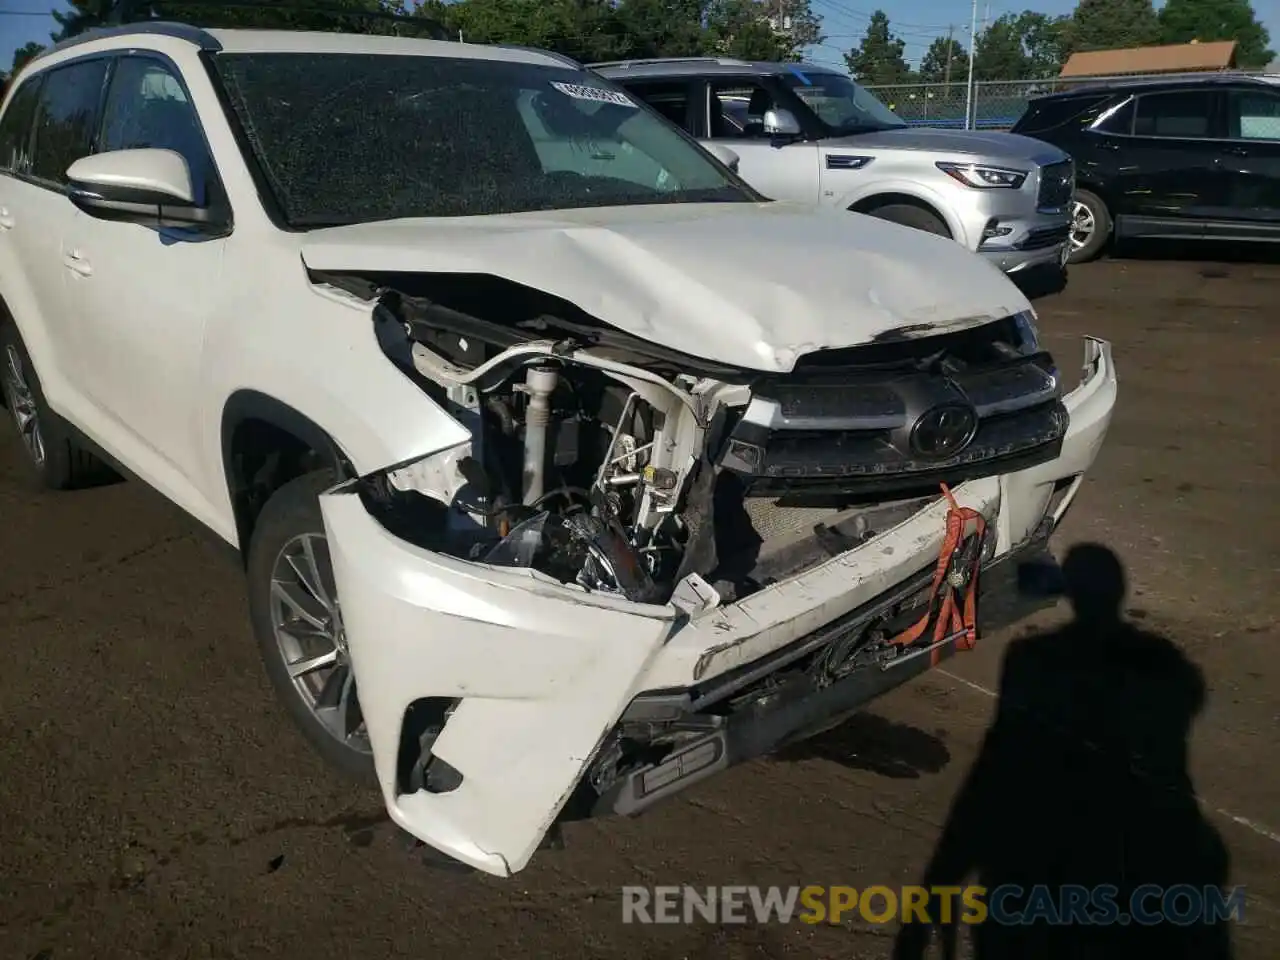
[1,252,1276,960]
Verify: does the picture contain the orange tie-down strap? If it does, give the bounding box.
[888,482,987,657]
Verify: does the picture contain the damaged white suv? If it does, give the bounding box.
[0,22,1117,877]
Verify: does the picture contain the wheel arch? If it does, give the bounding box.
[848,191,957,240]
[220,389,355,561]
[1075,178,1112,206]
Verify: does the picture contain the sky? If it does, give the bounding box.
[3,0,1279,75]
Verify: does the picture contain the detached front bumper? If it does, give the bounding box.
[319,337,1117,878]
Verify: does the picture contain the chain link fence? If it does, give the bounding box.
[863,72,1271,130]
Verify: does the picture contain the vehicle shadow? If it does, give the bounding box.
[891,543,1233,960]
[1010,262,1069,301]
[1108,237,1280,267]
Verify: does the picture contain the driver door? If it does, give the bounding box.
[61,54,229,502]
[698,77,820,203]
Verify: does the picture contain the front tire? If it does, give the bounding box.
[246,468,376,783]
[0,323,108,491]
[1067,189,1110,264]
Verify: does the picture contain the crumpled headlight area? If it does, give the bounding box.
[1011,308,1041,354]
[356,336,716,607]
[1009,307,1059,388]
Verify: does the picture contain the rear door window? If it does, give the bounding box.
[0,75,42,174]
[29,57,109,186]
[1226,89,1280,141]
[1133,90,1216,139]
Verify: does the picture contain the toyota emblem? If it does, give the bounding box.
[910,403,979,459]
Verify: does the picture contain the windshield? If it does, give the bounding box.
[213,53,751,226]
[780,71,907,134]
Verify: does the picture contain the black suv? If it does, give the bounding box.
[1012,74,1280,262]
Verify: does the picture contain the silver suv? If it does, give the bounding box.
[592,58,1074,277]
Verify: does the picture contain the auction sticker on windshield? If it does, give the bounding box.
[551,81,637,107]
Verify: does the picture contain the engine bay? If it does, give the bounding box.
[313,269,1068,609]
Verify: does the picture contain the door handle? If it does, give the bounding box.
[62,250,93,277]
[0,207,14,230]
[1223,145,1251,157]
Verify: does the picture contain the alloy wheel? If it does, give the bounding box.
[2,344,45,467]
[269,532,371,755]
[1070,199,1095,252]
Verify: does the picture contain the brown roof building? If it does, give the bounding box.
[1059,40,1237,78]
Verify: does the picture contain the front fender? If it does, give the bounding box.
[200,252,469,532]
[836,180,969,248]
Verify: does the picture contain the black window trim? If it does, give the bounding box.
[2,48,234,234]
[1090,87,1226,143]
[1019,91,1120,135]
[704,75,769,142]
[10,52,114,194]
[702,73,824,142]
[96,49,235,230]
[1086,93,1137,136]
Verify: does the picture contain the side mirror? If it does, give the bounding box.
[704,142,740,172]
[762,108,801,137]
[66,148,223,229]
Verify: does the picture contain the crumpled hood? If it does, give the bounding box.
[825,126,1068,166]
[300,201,1031,373]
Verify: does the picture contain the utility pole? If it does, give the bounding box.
[944,24,954,84]
[965,0,978,129]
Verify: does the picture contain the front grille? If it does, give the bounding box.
[1017,224,1071,250]
[739,403,1067,493]
[717,318,1068,497]
[1037,159,1074,208]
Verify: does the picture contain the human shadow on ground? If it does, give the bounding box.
[892,542,1234,960]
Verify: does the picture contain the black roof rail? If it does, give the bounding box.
[494,44,581,69]
[588,57,749,68]
[1031,69,1270,98]
[104,0,450,41]
[27,21,222,68]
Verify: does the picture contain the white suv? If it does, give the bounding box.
[593,58,1076,278]
[0,21,1116,877]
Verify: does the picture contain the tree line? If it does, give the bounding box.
[851,0,1273,87]
[4,0,1274,85]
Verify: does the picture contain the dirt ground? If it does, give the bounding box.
[0,250,1277,960]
